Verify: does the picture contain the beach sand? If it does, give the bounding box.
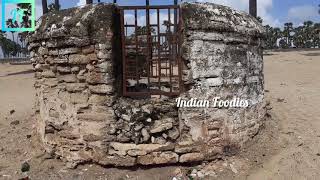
[0,50,319,179]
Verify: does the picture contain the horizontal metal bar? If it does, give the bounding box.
[119,5,179,10]
[124,24,136,27]
[124,91,180,97]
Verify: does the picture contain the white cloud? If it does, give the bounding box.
[77,0,87,7]
[288,5,318,21]
[187,0,281,27]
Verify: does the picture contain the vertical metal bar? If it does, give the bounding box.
[157,9,161,91]
[135,9,139,86]
[120,9,127,96]
[178,7,183,94]
[168,8,173,93]
[249,0,257,18]
[125,22,128,36]
[146,1,151,93]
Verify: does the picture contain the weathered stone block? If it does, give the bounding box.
[137,152,179,165]
[150,118,174,134]
[83,134,104,142]
[42,70,56,78]
[69,54,90,65]
[70,92,89,104]
[179,153,205,163]
[88,94,114,106]
[77,113,112,122]
[38,47,49,56]
[97,51,111,59]
[206,77,223,87]
[57,66,71,73]
[58,74,78,83]
[66,83,87,92]
[59,47,80,55]
[89,84,113,94]
[82,45,95,54]
[97,155,136,167]
[86,71,113,85]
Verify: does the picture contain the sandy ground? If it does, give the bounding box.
[0,50,320,180]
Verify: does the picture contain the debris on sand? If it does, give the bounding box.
[10,109,15,115]
[230,164,238,174]
[10,120,20,126]
[21,162,30,172]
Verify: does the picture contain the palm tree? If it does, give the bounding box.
[42,0,48,14]
[283,22,293,45]
[6,19,19,42]
[249,0,257,17]
[303,21,314,48]
[313,23,320,47]
[292,26,305,48]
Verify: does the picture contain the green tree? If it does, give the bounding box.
[303,21,314,48]
[292,26,305,48]
[256,16,263,23]
[283,22,293,46]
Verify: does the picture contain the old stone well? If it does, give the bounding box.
[28,2,266,167]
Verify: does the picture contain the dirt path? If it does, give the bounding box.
[247,50,320,180]
[0,50,320,180]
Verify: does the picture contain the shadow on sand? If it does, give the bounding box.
[0,69,34,77]
[302,52,320,57]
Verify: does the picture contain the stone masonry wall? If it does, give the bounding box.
[28,2,266,167]
[180,2,266,151]
[28,4,119,167]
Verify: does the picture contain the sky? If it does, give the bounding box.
[0,0,319,57]
[0,0,319,28]
[43,0,319,27]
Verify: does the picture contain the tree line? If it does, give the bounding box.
[264,21,320,49]
[1,1,319,58]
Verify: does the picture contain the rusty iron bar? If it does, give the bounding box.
[168,8,173,93]
[178,6,183,94]
[146,0,151,93]
[120,9,126,96]
[157,9,161,92]
[119,5,179,10]
[134,9,139,85]
[120,5,182,97]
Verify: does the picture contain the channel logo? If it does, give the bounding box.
[1,0,35,32]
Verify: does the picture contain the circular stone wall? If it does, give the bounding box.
[28,2,266,168]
